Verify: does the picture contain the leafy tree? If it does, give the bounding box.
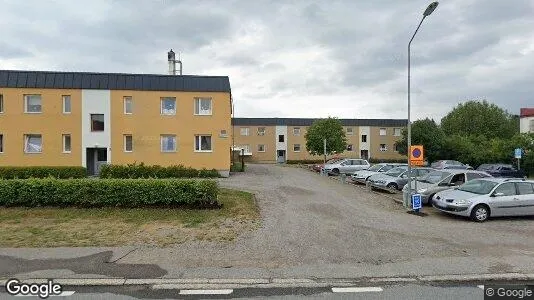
[440,100,518,139]
[394,118,445,163]
[305,117,347,160]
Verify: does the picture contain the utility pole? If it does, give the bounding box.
[323,138,327,164]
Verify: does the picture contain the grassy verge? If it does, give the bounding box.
[0,188,260,247]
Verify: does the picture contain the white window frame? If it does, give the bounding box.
[293,127,301,136]
[195,135,213,152]
[394,128,401,136]
[24,134,42,153]
[240,127,249,136]
[160,135,177,152]
[62,95,71,114]
[124,134,133,152]
[240,144,250,154]
[346,127,354,135]
[0,134,3,153]
[194,97,212,116]
[380,144,388,152]
[24,94,42,113]
[62,134,71,153]
[379,128,387,136]
[293,144,301,152]
[257,127,265,136]
[160,97,176,115]
[124,96,133,115]
[0,94,4,113]
[257,144,265,152]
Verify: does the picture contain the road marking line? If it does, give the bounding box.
[478,285,484,289]
[332,287,383,293]
[179,289,233,295]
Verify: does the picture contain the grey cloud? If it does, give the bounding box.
[0,43,32,59]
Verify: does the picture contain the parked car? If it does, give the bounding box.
[431,160,473,170]
[368,166,433,191]
[402,169,492,205]
[351,163,407,184]
[312,158,344,172]
[432,178,534,222]
[322,158,370,175]
[476,163,525,178]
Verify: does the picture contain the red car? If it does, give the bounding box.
[312,158,344,172]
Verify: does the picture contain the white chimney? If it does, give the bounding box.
[167,49,182,75]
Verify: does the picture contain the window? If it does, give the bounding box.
[0,94,4,113]
[257,127,265,136]
[394,128,401,136]
[161,97,176,115]
[220,130,228,137]
[124,135,133,152]
[380,144,387,151]
[240,127,249,136]
[195,135,212,152]
[293,144,301,152]
[394,143,400,152]
[61,95,71,114]
[347,127,354,135]
[257,144,265,152]
[379,128,387,136]
[0,134,3,153]
[361,135,367,143]
[293,127,301,136]
[161,135,176,152]
[24,134,42,153]
[494,183,516,196]
[278,135,284,142]
[347,144,353,151]
[466,173,482,181]
[24,94,42,113]
[241,144,250,154]
[124,96,132,114]
[194,98,212,115]
[62,134,71,153]
[516,182,534,195]
[90,114,104,131]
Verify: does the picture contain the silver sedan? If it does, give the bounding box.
[432,178,534,222]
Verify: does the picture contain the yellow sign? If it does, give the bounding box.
[410,145,424,166]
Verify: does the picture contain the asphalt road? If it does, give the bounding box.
[2,164,534,279]
[0,283,491,299]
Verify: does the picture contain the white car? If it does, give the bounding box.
[322,158,370,175]
[351,163,407,184]
[432,178,534,222]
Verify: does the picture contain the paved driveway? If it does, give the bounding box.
[4,163,534,279]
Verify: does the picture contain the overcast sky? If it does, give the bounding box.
[1,0,533,121]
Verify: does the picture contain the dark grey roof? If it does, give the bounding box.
[232,118,407,127]
[0,70,231,93]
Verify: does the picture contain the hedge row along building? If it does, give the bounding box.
[0,69,233,177]
[231,118,408,163]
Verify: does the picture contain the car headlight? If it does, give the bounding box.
[454,199,472,206]
[417,188,427,194]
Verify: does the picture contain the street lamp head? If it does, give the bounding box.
[423,1,439,17]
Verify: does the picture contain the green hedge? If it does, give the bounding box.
[0,178,219,208]
[0,166,87,179]
[99,163,220,179]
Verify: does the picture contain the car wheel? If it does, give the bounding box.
[427,194,435,206]
[332,168,340,175]
[470,204,490,222]
[386,183,398,191]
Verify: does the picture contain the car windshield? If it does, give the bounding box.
[457,179,499,195]
[368,164,384,171]
[419,170,450,184]
[385,167,406,177]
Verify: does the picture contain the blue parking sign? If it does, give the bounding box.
[515,148,522,159]
[412,194,422,210]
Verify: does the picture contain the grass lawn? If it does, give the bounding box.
[0,188,260,247]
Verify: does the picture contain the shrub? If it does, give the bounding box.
[0,178,219,208]
[230,162,245,172]
[0,166,87,179]
[99,163,220,179]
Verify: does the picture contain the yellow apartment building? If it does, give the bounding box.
[0,70,232,176]
[232,118,407,163]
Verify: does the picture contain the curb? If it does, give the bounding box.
[2,274,534,287]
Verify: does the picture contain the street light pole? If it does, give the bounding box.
[407,1,439,204]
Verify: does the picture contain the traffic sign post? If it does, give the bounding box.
[411,194,422,212]
[515,148,522,171]
[409,145,424,166]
